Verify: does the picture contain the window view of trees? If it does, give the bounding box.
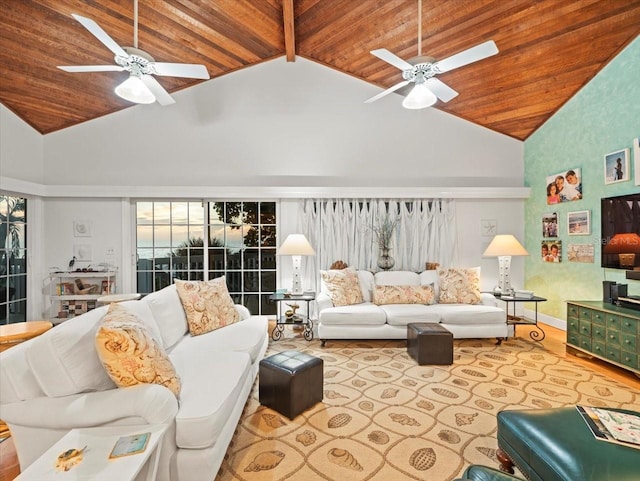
[136,201,276,315]
[0,195,27,324]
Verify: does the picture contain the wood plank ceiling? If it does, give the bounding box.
[1,0,639,140]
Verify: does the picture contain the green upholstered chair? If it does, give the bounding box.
[497,407,640,481]
[455,465,524,481]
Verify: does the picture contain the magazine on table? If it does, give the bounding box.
[576,405,640,449]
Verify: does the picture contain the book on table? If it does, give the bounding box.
[576,405,640,449]
[109,432,151,458]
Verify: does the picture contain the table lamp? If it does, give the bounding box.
[483,234,529,295]
[277,234,316,295]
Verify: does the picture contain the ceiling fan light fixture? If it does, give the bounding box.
[115,74,156,104]
[402,82,437,109]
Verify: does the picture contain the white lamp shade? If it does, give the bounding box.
[115,75,156,104]
[402,83,437,109]
[277,234,316,256]
[483,235,529,257]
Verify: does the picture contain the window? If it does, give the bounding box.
[0,195,27,325]
[136,201,276,316]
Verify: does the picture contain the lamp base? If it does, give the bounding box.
[497,256,513,295]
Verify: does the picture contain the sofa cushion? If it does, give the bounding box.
[117,299,163,343]
[142,284,188,349]
[373,284,435,305]
[318,302,387,325]
[428,304,506,325]
[26,306,116,398]
[321,267,363,306]
[0,341,45,403]
[379,304,442,326]
[438,267,482,304]
[374,270,421,286]
[95,304,181,397]
[175,277,240,336]
[169,316,267,364]
[170,349,251,448]
[357,270,375,302]
[420,270,440,298]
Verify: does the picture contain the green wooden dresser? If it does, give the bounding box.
[566,301,639,375]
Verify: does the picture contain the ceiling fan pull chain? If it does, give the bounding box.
[133,0,138,48]
[418,0,422,56]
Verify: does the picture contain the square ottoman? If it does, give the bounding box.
[407,323,453,365]
[259,350,323,419]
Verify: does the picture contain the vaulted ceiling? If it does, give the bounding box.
[1,0,639,140]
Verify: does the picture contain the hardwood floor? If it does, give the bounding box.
[1,322,637,480]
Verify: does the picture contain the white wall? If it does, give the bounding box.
[42,198,125,318]
[0,105,44,185]
[42,57,523,188]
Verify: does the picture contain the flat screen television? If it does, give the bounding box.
[601,193,640,269]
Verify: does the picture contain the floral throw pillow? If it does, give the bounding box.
[321,267,363,307]
[95,303,181,397]
[373,284,435,305]
[438,267,481,304]
[175,277,240,336]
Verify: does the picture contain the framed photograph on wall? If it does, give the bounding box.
[541,240,562,263]
[542,213,558,238]
[567,244,595,263]
[73,219,92,237]
[567,210,590,235]
[634,138,639,186]
[604,148,630,184]
[545,168,582,204]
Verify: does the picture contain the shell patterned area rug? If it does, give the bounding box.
[216,337,639,481]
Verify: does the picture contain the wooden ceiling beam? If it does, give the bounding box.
[283,0,295,61]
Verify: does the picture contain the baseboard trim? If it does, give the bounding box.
[523,309,565,331]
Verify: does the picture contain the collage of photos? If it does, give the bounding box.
[546,167,582,205]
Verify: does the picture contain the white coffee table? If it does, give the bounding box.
[15,424,168,481]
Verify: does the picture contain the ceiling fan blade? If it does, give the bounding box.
[152,62,210,80]
[57,65,125,73]
[370,49,413,71]
[141,75,175,106]
[365,80,411,103]
[434,40,498,73]
[71,14,128,58]
[425,78,458,102]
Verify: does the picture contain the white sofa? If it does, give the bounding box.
[0,284,268,481]
[317,270,509,344]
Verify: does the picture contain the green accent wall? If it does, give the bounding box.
[524,35,640,320]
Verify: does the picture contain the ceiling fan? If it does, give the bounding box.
[57,0,210,106]
[365,0,498,109]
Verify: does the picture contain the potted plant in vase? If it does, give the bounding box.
[371,215,399,270]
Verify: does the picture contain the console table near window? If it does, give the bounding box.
[269,293,315,341]
[496,295,547,341]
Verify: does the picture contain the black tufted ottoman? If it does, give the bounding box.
[259,350,323,419]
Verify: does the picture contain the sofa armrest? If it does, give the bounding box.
[456,465,524,481]
[481,293,498,307]
[0,383,178,430]
[316,292,334,313]
[235,304,251,320]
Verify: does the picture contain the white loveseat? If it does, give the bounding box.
[317,269,509,344]
[0,284,268,481]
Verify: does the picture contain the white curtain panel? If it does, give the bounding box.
[299,199,457,282]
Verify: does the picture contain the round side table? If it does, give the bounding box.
[0,320,53,353]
